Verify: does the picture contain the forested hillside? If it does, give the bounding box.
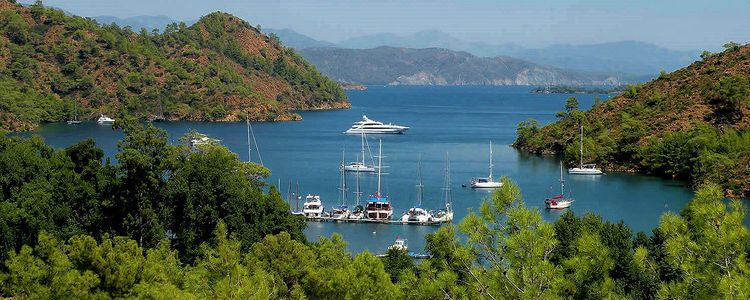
[0,0,347,131]
[515,43,750,197]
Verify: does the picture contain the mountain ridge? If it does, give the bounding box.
[299,46,627,86]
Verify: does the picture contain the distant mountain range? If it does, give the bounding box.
[263,28,337,49]
[90,15,699,79]
[299,46,626,86]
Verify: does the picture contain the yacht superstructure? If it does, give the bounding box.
[345,115,409,134]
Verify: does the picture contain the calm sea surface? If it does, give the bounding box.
[21,86,731,254]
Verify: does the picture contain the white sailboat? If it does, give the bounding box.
[365,139,393,220]
[471,141,503,188]
[344,132,376,172]
[432,153,454,223]
[67,101,82,124]
[546,161,575,209]
[291,181,304,216]
[401,154,432,224]
[332,150,350,220]
[568,122,603,175]
[349,161,366,220]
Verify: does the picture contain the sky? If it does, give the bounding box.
[35,0,750,51]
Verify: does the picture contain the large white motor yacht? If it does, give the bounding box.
[97,114,115,125]
[345,115,409,134]
[302,194,324,219]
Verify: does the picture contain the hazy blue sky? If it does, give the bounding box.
[37,0,750,51]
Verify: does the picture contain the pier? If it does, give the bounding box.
[304,216,450,226]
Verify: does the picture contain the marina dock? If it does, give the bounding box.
[304,216,449,226]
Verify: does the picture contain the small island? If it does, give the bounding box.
[530,85,624,94]
[339,81,368,90]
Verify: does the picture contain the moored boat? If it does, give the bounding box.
[568,122,603,175]
[96,114,114,125]
[345,115,409,134]
[546,162,575,209]
[471,141,503,188]
[303,194,324,219]
[344,132,376,172]
[365,140,393,221]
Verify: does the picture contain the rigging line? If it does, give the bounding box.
[363,134,376,167]
[249,122,264,166]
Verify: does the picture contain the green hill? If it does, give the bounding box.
[514,43,750,197]
[0,1,348,131]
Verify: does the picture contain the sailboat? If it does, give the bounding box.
[291,181,304,216]
[67,101,82,124]
[471,141,503,188]
[365,139,393,221]
[332,150,350,220]
[344,132,376,172]
[546,161,575,209]
[349,162,366,220]
[432,153,454,223]
[400,154,433,224]
[568,122,603,175]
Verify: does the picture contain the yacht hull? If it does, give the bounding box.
[471,181,503,188]
[344,165,376,172]
[568,168,603,175]
[345,128,408,134]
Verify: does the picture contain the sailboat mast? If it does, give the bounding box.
[560,161,565,196]
[287,180,292,210]
[489,141,494,179]
[355,170,361,205]
[443,153,452,209]
[580,122,584,168]
[377,139,382,196]
[296,181,300,211]
[361,132,366,166]
[416,154,423,206]
[340,150,347,205]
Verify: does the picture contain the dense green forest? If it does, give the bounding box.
[0,0,347,131]
[515,43,750,197]
[0,128,748,298]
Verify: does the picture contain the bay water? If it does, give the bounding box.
[20,86,704,254]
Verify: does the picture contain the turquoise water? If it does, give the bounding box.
[20,86,706,253]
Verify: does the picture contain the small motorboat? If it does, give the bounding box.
[96,114,115,125]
